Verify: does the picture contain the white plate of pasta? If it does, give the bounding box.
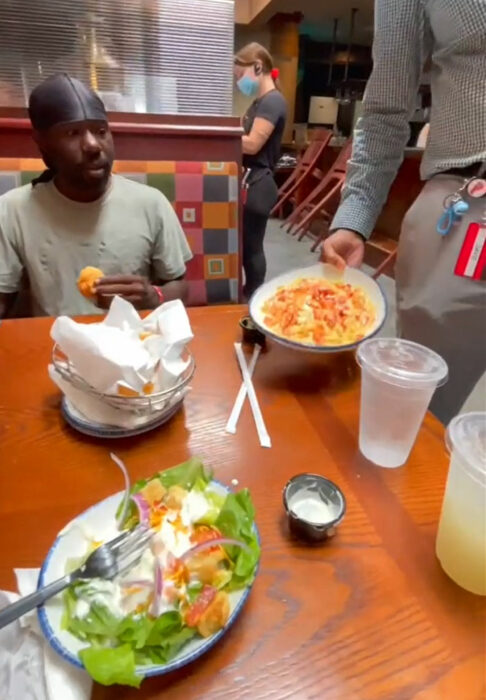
[249,263,386,353]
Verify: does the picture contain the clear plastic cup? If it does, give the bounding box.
[436,412,486,595]
[356,338,448,468]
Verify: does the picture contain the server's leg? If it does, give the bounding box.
[242,208,269,298]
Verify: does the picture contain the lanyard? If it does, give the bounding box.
[436,162,486,236]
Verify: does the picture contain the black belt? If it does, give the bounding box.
[445,163,485,178]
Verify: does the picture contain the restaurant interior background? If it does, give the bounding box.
[0,0,483,407]
[0,0,427,136]
[0,2,484,694]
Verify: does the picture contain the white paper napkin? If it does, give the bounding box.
[0,569,92,700]
[145,300,194,360]
[51,316,152,395]
[49,297,193,427]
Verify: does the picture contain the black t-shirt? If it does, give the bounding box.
[243,90,287,171]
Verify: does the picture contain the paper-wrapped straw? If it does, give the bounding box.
[226,345,260,435]
[233,343,271,449]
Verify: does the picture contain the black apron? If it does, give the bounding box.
[242,167,278,218]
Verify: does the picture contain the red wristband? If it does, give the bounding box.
[152,285,164,305]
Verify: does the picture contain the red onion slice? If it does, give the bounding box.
[110,453,131,530]
[180,537,250,563]
[150,559,164,617]
[131,492,150,526]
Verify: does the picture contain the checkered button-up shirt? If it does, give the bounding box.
[332,0,486,238]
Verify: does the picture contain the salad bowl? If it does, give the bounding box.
[37,459,260,686]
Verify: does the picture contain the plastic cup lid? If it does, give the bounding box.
[356,338,448,388]
[446,412,486,478]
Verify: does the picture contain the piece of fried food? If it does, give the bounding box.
[165,485,188,510]
[140,478,166,506]
[78,266,104,298]
[186,550,226,585]
[117,384,139,398]
[197,591,230,638]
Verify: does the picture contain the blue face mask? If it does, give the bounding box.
[237,75,260,97]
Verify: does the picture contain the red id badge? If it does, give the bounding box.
[454,223,486,281]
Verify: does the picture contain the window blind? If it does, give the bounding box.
[0,0,235,115]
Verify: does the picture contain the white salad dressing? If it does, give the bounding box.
[121,548,178,615]
[180,490,210,526]
[74,599,90,619]
[160,579,181,614]
[73,488,213,620]
[74,579,124,619]
[157,517,192,559]
[125,548,155,583]
[290,493,338,525]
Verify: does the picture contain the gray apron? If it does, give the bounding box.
[396,175,486,424]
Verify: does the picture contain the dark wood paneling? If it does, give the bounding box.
[0,110,243,165]
[0,106,242,128]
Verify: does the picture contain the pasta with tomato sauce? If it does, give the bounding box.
[261,277,376,346]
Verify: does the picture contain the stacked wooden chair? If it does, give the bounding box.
[282,140,353,252]
[271,128,332,219]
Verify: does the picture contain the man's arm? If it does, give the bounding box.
[95,274,188,310]
[331,0,430,239]
[157,276,188,305]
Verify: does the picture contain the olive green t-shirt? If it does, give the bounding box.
[0,175,192,316]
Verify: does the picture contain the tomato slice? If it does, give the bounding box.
[190,526,221,545]
[184,585,217,627]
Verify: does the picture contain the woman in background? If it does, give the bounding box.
[234,42,287,298]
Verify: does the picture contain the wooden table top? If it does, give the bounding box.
[0,307,484,700]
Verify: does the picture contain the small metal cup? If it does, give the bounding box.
[283,473,346,542]
[239,316,266,347]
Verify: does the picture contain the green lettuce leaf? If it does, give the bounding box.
[79,645,141,688]
[135,627,196,666]
[194,489,226,526]
[145,611,183,645]
[212,569,233,590]
[187,581,204,602]
[158,457,212,490]
[206,490,226,510]
[117,457,213,527]
[61,587,78,633]
[134,612,196,665]
[68,461,258,686]
[70,607,197,682]
[63,596,121,645]
[117,615,154,650]
[215,489,260,590]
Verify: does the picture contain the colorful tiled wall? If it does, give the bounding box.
[0,158,240,306]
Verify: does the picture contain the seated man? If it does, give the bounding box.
[0,74,192,318]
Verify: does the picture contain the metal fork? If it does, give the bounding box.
[0,525,152,630]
